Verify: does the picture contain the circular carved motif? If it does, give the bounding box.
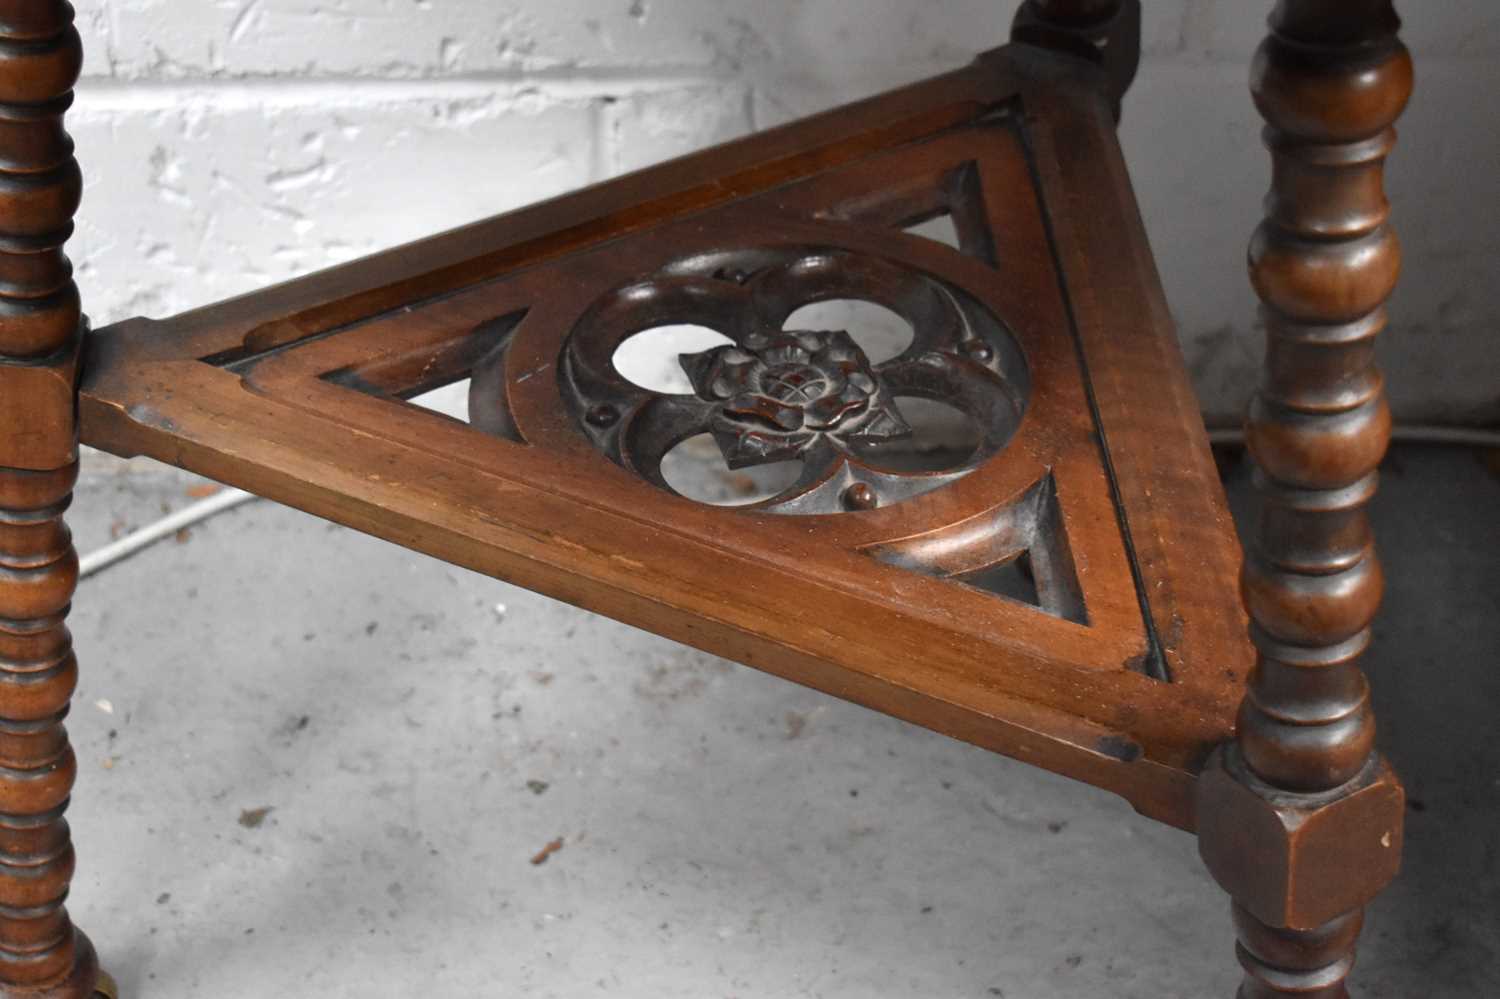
[479,246,1030,515]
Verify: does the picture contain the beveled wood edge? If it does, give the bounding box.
[1011,47,1252,709]
[80,354,1204,828]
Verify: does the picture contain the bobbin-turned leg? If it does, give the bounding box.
[0,3,105,997]
[1197,2,1413,995]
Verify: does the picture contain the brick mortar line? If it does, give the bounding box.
[68,48,1494,115]
[72,67,740,112]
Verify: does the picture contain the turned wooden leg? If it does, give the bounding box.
[1199,2,1413,995]
[0,3,103,997]
[1011,0,1141,116]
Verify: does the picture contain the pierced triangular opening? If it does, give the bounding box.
[320,311,527,440]
[406,380,472,424]
[904,211,963,251]
[863,476,1087,625]
[819,161,997,267]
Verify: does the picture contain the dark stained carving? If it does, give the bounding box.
[547,246,1029,516]
[680,328,911,468]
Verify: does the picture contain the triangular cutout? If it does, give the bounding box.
[321,311,527,439]
[905,211,963,251]
[865,476,1088,626]
[405,380,472,424]
[818,161,997,267]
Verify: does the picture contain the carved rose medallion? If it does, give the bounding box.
[679,329,911,468]
[551,246,1028,514]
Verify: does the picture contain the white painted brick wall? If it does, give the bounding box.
[70,1,1500,426]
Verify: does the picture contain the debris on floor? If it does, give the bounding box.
[530,837,565,866]
[238,807,275,829]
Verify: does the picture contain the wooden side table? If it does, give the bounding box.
[0,1,1411,995]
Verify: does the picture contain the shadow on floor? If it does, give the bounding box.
[61,443,1498,997]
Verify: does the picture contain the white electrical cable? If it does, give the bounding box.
[78,487,258,580]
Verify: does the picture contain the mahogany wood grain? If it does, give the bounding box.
[0,3,100,996]
[1199,2,1411,995]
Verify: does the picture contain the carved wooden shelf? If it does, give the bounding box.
[79,46,1250,830]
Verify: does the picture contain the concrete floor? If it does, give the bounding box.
[61,444,1497,998]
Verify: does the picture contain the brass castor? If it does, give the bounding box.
[94,971,119,999]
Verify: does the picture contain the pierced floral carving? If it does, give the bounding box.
[680,329,910,468]
[550,246,1029,515]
